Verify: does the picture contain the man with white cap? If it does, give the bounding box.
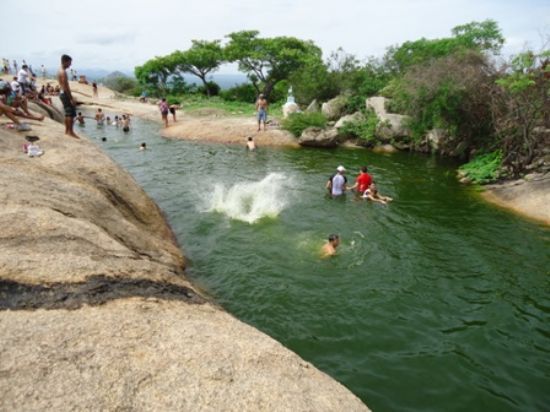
[326,165,349,197]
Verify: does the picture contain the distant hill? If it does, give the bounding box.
[82,70,248,90]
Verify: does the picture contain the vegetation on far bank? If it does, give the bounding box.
[120,20,548,180]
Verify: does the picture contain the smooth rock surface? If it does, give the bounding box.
[0,117,369,411]
[366,96,411,141]
[306,99,320,113]
[335,111,365,130]
[322,95,348,121]
[298,126,341,147]
[282,102,299,118]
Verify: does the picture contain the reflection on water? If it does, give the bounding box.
[84,115,550,412]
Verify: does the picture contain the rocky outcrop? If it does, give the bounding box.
[335,111,365,130]
[366,96,411,142]
[306,99,320,113]
[322,95,348,120]
[0,118,368,411]
[425,128,446,152]
[283,101,299,118]
[298,126,341,148]
[482,172,550,225]
[372,144,398,153]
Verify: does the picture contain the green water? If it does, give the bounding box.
[85,116,549,411]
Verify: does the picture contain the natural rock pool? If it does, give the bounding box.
[84,115,549,411]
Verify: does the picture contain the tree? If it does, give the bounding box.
[451,20,504,53]
[169,40,224,97]
[225,30,323,99]
[390,50,497,152]
[287,55,336,104]
[134,56,172,95]
[491,50,550,176]
[384,19,504,74]
[101,71,137,94]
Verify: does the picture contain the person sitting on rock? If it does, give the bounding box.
[0,80,44,122]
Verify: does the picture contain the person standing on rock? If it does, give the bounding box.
[57,54,79,139]
[255,93,268,132]
[169,104,177,122]
[159,98,169,128]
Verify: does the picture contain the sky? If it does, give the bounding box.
[1,0,548,74]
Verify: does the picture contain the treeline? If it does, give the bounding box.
[134,21,549,180]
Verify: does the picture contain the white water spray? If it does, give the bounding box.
[207,173,291,223]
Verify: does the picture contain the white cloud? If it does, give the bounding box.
[1,0,548,71]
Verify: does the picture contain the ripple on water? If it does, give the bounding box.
[86,117,550,412]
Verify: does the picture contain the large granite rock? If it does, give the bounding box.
[282,101,299,118]
[335,111,365,130]
[298,126,341,148]
[426,128,446,152]
[306,99,320,113]
[366,96,411,141]
[28,100,65,123]
[322,95,348,121]
[0,118,369,411]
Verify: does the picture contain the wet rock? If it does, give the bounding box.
[372,144,398,154]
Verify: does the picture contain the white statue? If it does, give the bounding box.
[283,85,299,118]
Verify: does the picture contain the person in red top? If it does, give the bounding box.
[349,166,372,195]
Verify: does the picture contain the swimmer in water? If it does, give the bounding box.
[139,142,146,151]
[362,183,393,204]
[95,108,105,126]
[321,234,340,258]
[246,136,256,151]
[122,114,130,132]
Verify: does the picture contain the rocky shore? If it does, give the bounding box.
[480,173,550,226]
[0,109,368,409]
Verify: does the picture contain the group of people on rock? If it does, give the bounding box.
[0,63,47,131]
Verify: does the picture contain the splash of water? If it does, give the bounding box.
[208,173,290,223]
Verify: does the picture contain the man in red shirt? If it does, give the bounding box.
[349,166,372,195]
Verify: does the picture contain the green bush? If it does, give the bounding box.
[281,112,327,137]
[166,95,182,105]
[220,83,257,102]
[102,75,138,94]
[197,81,220,96]
[458,151,502,183]
[338,110,379,144]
